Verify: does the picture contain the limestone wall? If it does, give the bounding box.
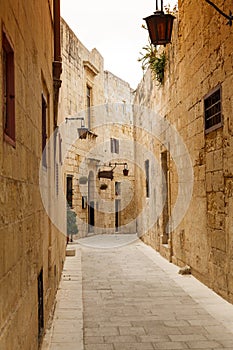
[0,1,66,348]
[134,0,233,302]
[59,18,105,123]
[60,20,136,237]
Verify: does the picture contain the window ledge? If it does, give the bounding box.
[205,123,222,134]
[4,133,16,148]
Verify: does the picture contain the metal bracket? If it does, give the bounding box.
[205,0,233,26]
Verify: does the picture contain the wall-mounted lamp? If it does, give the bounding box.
[143,0,175,46]
[98,169,114,180]
[65,117,89,139]
[205,0,233,26]
[65,117,85,124]
[98,162,129,180]
[109,162,129,176]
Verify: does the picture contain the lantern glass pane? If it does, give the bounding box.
[144,13,175,46]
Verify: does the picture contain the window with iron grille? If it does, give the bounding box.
[110,138,119,154]
[204,87,222,133]
[2,30,15,145]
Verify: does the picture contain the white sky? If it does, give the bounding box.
[61,0,177,90]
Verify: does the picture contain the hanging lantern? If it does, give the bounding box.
[78,127,89,139]
[123,164,129,176]
[143,1,175,46]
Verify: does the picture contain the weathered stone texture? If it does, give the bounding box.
[134,0,233,302]
[60,20,136,237]
[0,1,65,349]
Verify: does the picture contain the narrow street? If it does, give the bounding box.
[42,236,233,350]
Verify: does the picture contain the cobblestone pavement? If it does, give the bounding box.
[42,236,233,350]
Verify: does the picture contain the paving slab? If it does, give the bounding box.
[42,236,233,350]
[41,244,83,350]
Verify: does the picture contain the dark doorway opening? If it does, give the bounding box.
[115,199,120,232]
[38,269,44,344]
[88,171,95,233]
[88,201,95,233]
[161,151,169,244]
[66,175,73,208]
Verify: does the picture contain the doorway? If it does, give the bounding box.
[88,171,95,233]
[115,199,121,232]
[38,269,44,344]
[66,175,73,208]
[88,201,95,233]
[161,151,169,244]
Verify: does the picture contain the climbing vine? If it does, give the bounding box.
[138,3,178,85]
[138,44,167,85]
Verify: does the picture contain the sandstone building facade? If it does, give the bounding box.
[59,19,136,238]
[0,1,65,348]
[134,0,233,303]
[2,1,233,348]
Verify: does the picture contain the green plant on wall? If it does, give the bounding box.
[138,2,177,85]
[138,43,167,85]
[67,206,78,242]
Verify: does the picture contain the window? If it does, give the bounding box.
[145,159,150,198]
[2,30,15,145]
[42,94,47,167]
[86,85,91,129]
[66,175,73,208]
[115,182,121,196]
[204,86,222,133]
[37,270,44,344]
[111,138,119,154]
[82,196,87,209]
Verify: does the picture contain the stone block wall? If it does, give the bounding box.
[60,20,136,237]
[0,1,66,348]
[134,0,233,302]
[59,18,105,123]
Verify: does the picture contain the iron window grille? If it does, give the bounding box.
[204,86,222,133]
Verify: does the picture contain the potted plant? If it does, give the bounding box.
[100,183,108,190]
[79,176,88,185]
[67,206,78,243]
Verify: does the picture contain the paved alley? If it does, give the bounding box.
[42,236,233,350]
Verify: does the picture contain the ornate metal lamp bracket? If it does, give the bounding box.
[205,0,233,26]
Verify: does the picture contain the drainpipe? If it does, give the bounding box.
[53,0,62,129]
